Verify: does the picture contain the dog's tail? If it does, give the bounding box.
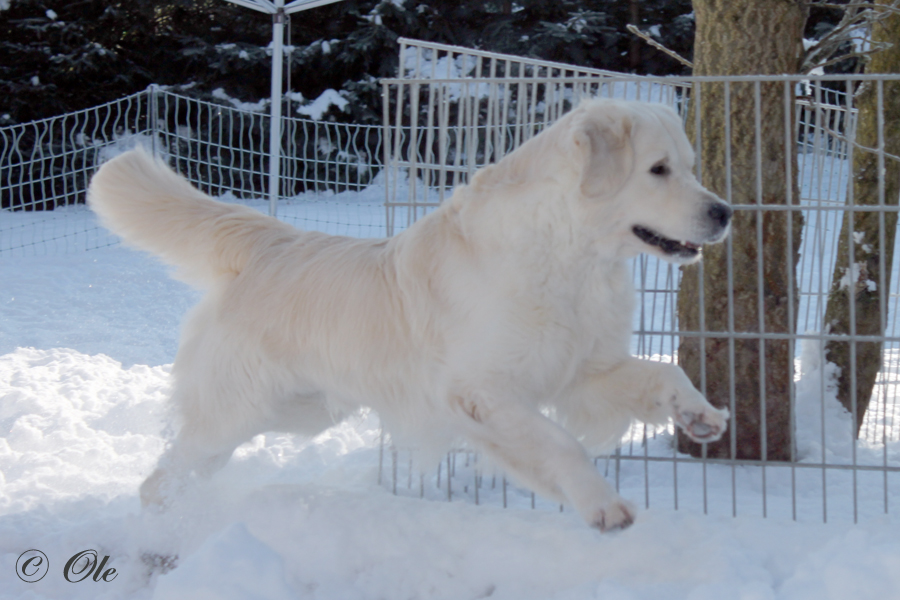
[88,149,298,287]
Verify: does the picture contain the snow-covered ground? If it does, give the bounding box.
[3,193,900,600]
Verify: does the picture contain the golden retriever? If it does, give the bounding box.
[88,98,731,531]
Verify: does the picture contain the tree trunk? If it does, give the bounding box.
[677,0,807,461]
[629,0,641,72]
[822,2,900,436]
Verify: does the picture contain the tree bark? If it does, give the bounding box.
[629,0,641,72]
[677,0,807,461]
[822,2,900,436]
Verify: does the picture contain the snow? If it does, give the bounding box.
[3,186,900,599]
[211,88,269,113]
[401,49,494,101]
[295,89,349,121]
[848,25,872,55]
[837,262,877,292]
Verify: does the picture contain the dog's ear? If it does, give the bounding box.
[572,108,634,198]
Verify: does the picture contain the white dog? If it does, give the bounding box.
[88,98,731,531]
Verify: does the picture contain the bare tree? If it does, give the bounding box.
[626,0,900,456]
[821,0,900,435]
[676,0,807,461]
[628,0,642,71]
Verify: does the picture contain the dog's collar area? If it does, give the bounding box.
[632,225,700,259]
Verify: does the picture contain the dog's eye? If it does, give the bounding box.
[650,163,669,176]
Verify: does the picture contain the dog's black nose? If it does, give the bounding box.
[708,202,732,228]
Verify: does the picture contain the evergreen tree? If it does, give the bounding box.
[0,0,854,126]
[0,0,272,124]
[1,0,700,125]
[0,0,156,123]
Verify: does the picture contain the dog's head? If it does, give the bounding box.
[565,98,731,264]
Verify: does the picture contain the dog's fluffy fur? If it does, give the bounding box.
[88,98,731,531]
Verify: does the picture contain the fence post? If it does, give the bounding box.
[382,80,394,237]
[149,84,160,157]
[267,4,286,218]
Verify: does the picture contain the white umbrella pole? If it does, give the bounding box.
[221,0,347,216]
[267,2,286,217]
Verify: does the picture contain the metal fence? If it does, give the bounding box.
[0,85,387,255]
[380,39,900,524]
[4,39,900,525]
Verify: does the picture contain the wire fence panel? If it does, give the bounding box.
[0,91,154,255]
[0,86,388,256]
[382,40,858,232]
[382,39,900,524]
[383,38,688,233]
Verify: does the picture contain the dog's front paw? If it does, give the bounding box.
[675,404,729,443]
[588,499,636,533]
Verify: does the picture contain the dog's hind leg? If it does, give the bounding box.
[451,391,635,531]
[140,429,244,509]
[140,388,339,509]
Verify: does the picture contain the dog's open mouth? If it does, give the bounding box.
[632,226,701,259]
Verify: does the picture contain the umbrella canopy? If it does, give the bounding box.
[223,0,345,15]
